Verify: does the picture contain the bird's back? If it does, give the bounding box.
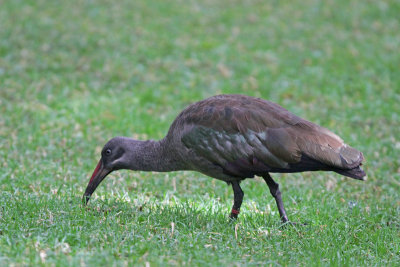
[168,95,365,180]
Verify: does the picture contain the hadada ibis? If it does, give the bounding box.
[83,94,365,223]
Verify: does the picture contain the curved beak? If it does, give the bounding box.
[83,159,112,205]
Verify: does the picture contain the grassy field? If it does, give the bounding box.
[1,0,399,265]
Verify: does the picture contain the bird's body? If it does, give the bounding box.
[84,94,365,223]
[166,94,364,181]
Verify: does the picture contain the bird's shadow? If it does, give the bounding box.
[81,197,312,232]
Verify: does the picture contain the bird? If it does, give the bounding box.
[83,94,365,223]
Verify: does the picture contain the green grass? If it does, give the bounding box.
[1,0,399,265]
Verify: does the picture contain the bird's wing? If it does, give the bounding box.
[177,95,362,177]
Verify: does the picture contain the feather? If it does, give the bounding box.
[174,94,365,180]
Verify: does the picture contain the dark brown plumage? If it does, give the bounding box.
[83,94,365,223]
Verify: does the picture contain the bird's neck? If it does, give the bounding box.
[126,138,184,172]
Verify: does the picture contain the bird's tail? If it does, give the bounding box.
[334,166,366,180]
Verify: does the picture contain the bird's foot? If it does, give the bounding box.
[229,208,240,220]
[280,220,308,228]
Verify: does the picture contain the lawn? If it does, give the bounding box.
[1,0,399,265]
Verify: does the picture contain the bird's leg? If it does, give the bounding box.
[262,174,289,223]
[230,181,244,219]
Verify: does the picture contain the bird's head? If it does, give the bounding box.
[82,137,131,205]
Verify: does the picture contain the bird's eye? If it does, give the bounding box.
[105,149,112,156]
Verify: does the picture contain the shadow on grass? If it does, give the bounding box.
[80,196,314,232]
